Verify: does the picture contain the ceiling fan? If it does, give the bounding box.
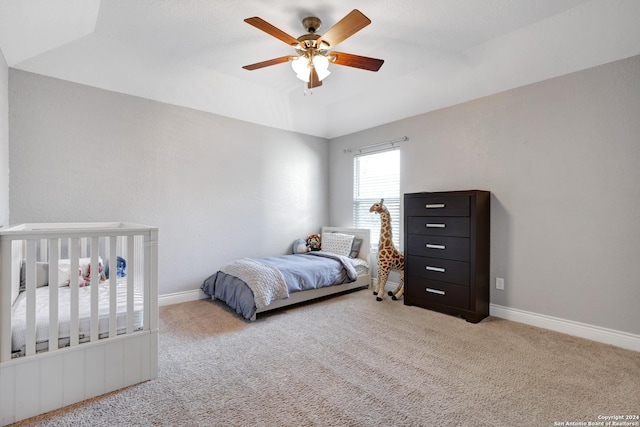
[242,9,384,89]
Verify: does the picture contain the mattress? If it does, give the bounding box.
[11,279,144,357]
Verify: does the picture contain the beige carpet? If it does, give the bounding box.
[13,288,640,426]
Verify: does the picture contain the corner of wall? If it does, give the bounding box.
[0,48,9,227]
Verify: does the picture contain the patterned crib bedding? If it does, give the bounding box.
[11,278,144,357]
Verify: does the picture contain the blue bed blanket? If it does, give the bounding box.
[258,251,357,292]
[201,251,359,320]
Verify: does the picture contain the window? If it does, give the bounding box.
[353,148,400,247]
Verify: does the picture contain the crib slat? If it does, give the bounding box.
[127,237,135,334]
[144,233,151,332]
[48,239,59,351]
[0,239,14,362]
[90,237,100,342]
[25,240,37,357]
[69,238,80,347]
[147,227,159,382]
[109,236,117,338]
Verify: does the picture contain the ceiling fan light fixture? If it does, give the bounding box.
[291,54,330,82]
[312,55,331,80]
[291,56,309,77]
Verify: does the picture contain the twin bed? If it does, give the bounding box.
[202,227,372,320]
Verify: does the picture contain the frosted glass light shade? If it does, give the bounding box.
[312,55,330,80]
[291,57,309,80]
[291,55,331,83]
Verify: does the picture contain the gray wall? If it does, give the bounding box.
[329,55,640,335]
[7,55,640,336]
[9,70,330,296]
[0,49,8,227]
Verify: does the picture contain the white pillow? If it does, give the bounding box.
[321,232,354,257]
[56,259,74,287]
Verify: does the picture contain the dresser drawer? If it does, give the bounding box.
[406,255,470,286]
[406,235,470,261]
[405,196,469,217]
[407,216,470,237]
[406,278,470,310]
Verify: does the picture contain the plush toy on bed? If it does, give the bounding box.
[105,256,127,278]
[79,262,107,287]
[306,234,321,251]
[292,238,309,254]
[77,267,89,287]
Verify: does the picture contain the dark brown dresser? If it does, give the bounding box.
[404,190,490,323]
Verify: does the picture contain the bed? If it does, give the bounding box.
[0,222,158,426]
[202,227,371,320]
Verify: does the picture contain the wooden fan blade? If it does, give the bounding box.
[308,68,322,88]
[317,9,370,49]
[244,17,302,48]
[331,52,384,71]
[242,56,296,71]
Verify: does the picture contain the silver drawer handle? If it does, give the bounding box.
[425,203,445,209]
[426,223,445,228]
[426,288,445,295]
[426,244,445,250]
[426,266,445,273]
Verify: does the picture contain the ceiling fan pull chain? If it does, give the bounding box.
[303,83,315,96]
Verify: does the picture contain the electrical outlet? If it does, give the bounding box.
[496,277,505,290]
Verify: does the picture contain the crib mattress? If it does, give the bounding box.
[11,279,144,357]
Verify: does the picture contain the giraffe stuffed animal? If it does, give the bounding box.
[369,199,405,301]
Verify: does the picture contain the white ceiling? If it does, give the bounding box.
[1,0,639,138]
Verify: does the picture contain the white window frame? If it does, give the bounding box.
[353,148,401,248]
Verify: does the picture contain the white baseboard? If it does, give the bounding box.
[159,289,206,307]
[157,287,639,352]
[490,304,640,352]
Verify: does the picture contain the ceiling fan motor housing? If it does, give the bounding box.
[302,16,322,33]
[296,33,322,51]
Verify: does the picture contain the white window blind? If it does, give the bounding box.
[353,148,400,247]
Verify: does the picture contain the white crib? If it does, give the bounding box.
[0,222,158,425]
